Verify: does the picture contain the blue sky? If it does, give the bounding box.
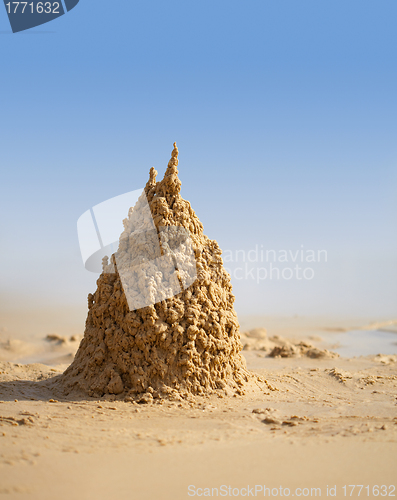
[0,0,396,323]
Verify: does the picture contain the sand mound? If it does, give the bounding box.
[240,331,338,359]
[61,143,250,400]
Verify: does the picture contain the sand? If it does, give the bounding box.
[0,343,396,499]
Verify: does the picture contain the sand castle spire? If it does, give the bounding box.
[159,142,181,204]
[168,142,179,169]
[144,166,158,202]
[148,166,158,186]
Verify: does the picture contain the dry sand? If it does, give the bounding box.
[0,330,396,499]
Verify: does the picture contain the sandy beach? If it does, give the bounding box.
[1,317,396,500]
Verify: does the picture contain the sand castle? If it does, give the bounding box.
[62,143,250,400]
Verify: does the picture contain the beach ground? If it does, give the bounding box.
[0,344,396,500]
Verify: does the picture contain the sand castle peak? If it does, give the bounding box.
[144,143,181,206]
[159,141,181,204]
